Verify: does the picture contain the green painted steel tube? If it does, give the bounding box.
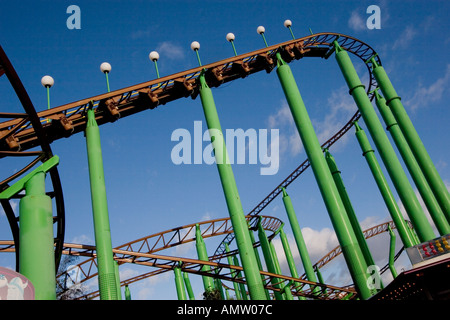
[387,226,398,279]
[372,61,450,220]
[354,121,417,248]
[275,53,374,299]
[174,267,187,300]
[257,220,284,300]
[233,255,249,300]
[354,122,417,248]
[334,42,435,242]
[114,261,122,300]
[278,228,306,300]
[375,91,450,235]
[281,188,318,287]
[124,285,132,300]
[248,229,271,300]
[198,73,266,300]
[224,243,242,300]
[85,108,118,300]
[183,272,195,300]
[195,224,215,293]
[19,172,56,300]
[325,150,377,271]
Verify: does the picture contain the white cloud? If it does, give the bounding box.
[155,41,185,61]
[404,64,450,111]
[348,10,366,32]
[393,25,416,49]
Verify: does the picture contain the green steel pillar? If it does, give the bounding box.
[183,272,195,300]
[114,261,122,300]
[20,171,56,300]
[371,60,450,220]
[224,243,242,300]
[275,54,373,299]
[214,269,225,300]
[354,122,417,248]
[374,90,450,235]
[387,226,398,279]
[278,228,306,300]
[198,72,266,300]
[233,255,249,300]
[195,224,215,294]
[248,228,271,300]
[325,150,378,273]
[86,108,118,300]
[257,219,284,300]
[334,42,435,242]
[281,188,318,286]
[124,285,132,300]
[0,157,60,300]
[174,266,187,300]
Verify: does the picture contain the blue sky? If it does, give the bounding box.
[0,0,449,300]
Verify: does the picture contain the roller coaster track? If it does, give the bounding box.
[0,32,382,298]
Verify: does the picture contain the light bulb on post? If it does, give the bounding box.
[284,20,295,40]
[257,26,268,47]
[149,51,160,79]
[190,41,202,67]
[226,33,238,56]
[41,75,54,122]
[100,62,112,92]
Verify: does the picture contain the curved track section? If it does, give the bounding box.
[0,45,65,271]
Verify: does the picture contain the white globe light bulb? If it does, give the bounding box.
[226,33,235,42]
[149,51,160,62]
[284,20,292,28]
[100,62,112,73]
[41,75,54,88]
[257,26,265,34]
[190,41,200,51]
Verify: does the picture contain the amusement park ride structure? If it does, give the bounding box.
[0,21,449,300]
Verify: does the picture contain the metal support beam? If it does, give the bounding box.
[371,60,450,221]
[334,42,435,242]
[354,121,417,248]
[275,52,374,299]
[85,108,118,300]
[198,71,266,300]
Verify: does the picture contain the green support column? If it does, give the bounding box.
[224,243,242,300]
[281,188,318,288]
[374,90,450,235]
[195,224,215,294]
[114,261,122,300]
[248,228,271,300]
[257,219,284,300]
[124,285,132,300]
[334,42,435,242]
[0,157,60,300]
[387,226,398,279]
[85,108,118,300]
[278,228,306,300]
[174,266,187,300]
[198,72,266,300]
[354,122,417,248]
[20,172,56,300]
[233,255,249,300]
[325,150,378,274]
[214,269,225,300]
[183,272,195,300]
[275,53,373,299]
[371,60,450,220]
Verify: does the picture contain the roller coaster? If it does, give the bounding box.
[0,25,449,301]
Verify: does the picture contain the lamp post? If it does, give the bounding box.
[149,51,160,79]
[257,26,268,47]
[100,62,111,93]
[226,33,238,56]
